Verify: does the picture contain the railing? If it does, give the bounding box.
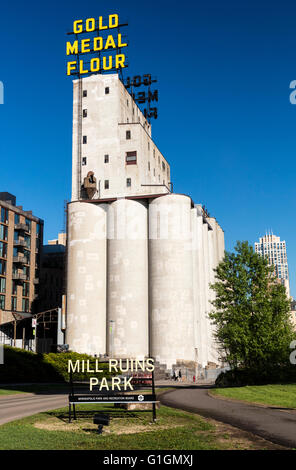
[14,223,29,232]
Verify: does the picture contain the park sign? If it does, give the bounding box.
[66,14,128,76]
[68,357,155,392]
[68,358,157,422]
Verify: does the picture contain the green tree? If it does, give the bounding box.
[209,241,294,370]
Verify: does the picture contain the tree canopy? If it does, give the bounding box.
[209,241,294,370]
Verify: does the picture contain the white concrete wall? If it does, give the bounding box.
[71,74,170,201]
[66,201,107,355]
[66,195,225,371]
[107,199,149,359]
[148,194,195,368]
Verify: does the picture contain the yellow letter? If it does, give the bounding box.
[93,36,103,51]
[103,56,113,71]
[86,18,95,32]
[146,358,155,372]
[99,377,109,391]
[66,40,78,55]
[68,359,79,373]
[81,38,91,53]
[73,19,83,34]
[104,34,116,50]
[79,60,89,74]
[117,34,127,48]
[99,16,108,30]
[90,377,98,391]
[90,58,100,72]
[109,359,118,372]
[109,14,118,28]
[111,377,121,391]
[115,54,126,69]
[67,61,77,76]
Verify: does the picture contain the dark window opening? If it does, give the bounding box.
[105,87,109,94]
[126,130,131,140]
[126,178,131,187]
[126,151,137,165]
[83,136,87,144]
[104,180,109,189]
[83,90,87,97]
[82,157,87,166]
[83,109,87,118]
[104,155,109,163]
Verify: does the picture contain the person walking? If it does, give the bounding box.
[178,369,182,382]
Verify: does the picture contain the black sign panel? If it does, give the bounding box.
[69,394,156,404]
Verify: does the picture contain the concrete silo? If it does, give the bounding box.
[149,194,195,369]
[66,201,107,355]
[107,199,149,359]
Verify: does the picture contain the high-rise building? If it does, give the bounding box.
[254,233,290,298]
[0,192,43,347]
[66,74,225,377]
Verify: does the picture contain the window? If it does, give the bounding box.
[0,242,7,258]
[11,296,17,311]
[148,162,150,171]
[0,278,6,293]
[23,282,29,297]
[82,157,87,166]
[83,109,87,118]
[1,208,7,224]
[104,180,109,190]
[36,224,41,238]
[83,136,87,144]
[0,225,7,241]
[162,162,166,171]
[105,87,109,94]
[126,151,137,165]
[25,218,31,232]
[12,280,17,295]
[0,260,6,275]
[126,178,131,187]
[24,235,31,249]
[15,213,20,224]
[22,298,29,312]
[83,90,87,97]
[104,155,109,163]
[0,294,5,309]
[148,142,150,150]
[126,130,131,140]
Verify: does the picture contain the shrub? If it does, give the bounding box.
[0,347,112,384]
[215,365,296,387]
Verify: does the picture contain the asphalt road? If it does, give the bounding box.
[160,387,296,448]
[0,393,68,425]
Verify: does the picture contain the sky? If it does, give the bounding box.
[0,0,295,296]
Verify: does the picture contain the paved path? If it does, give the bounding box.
[0,393,68,425]
[160,387,296,448]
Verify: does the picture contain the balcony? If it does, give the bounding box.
[14,223,29,232]
[12,273,27,281]
[13,256,28,264]
[13,239,26,247]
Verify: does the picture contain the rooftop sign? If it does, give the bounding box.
[66,14,128,77]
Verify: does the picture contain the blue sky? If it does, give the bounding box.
[0,0,295,297]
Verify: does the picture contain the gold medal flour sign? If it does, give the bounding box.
[66,14,128,76]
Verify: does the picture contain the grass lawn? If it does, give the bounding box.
[211,384,296,408]
[0,402,276,450]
